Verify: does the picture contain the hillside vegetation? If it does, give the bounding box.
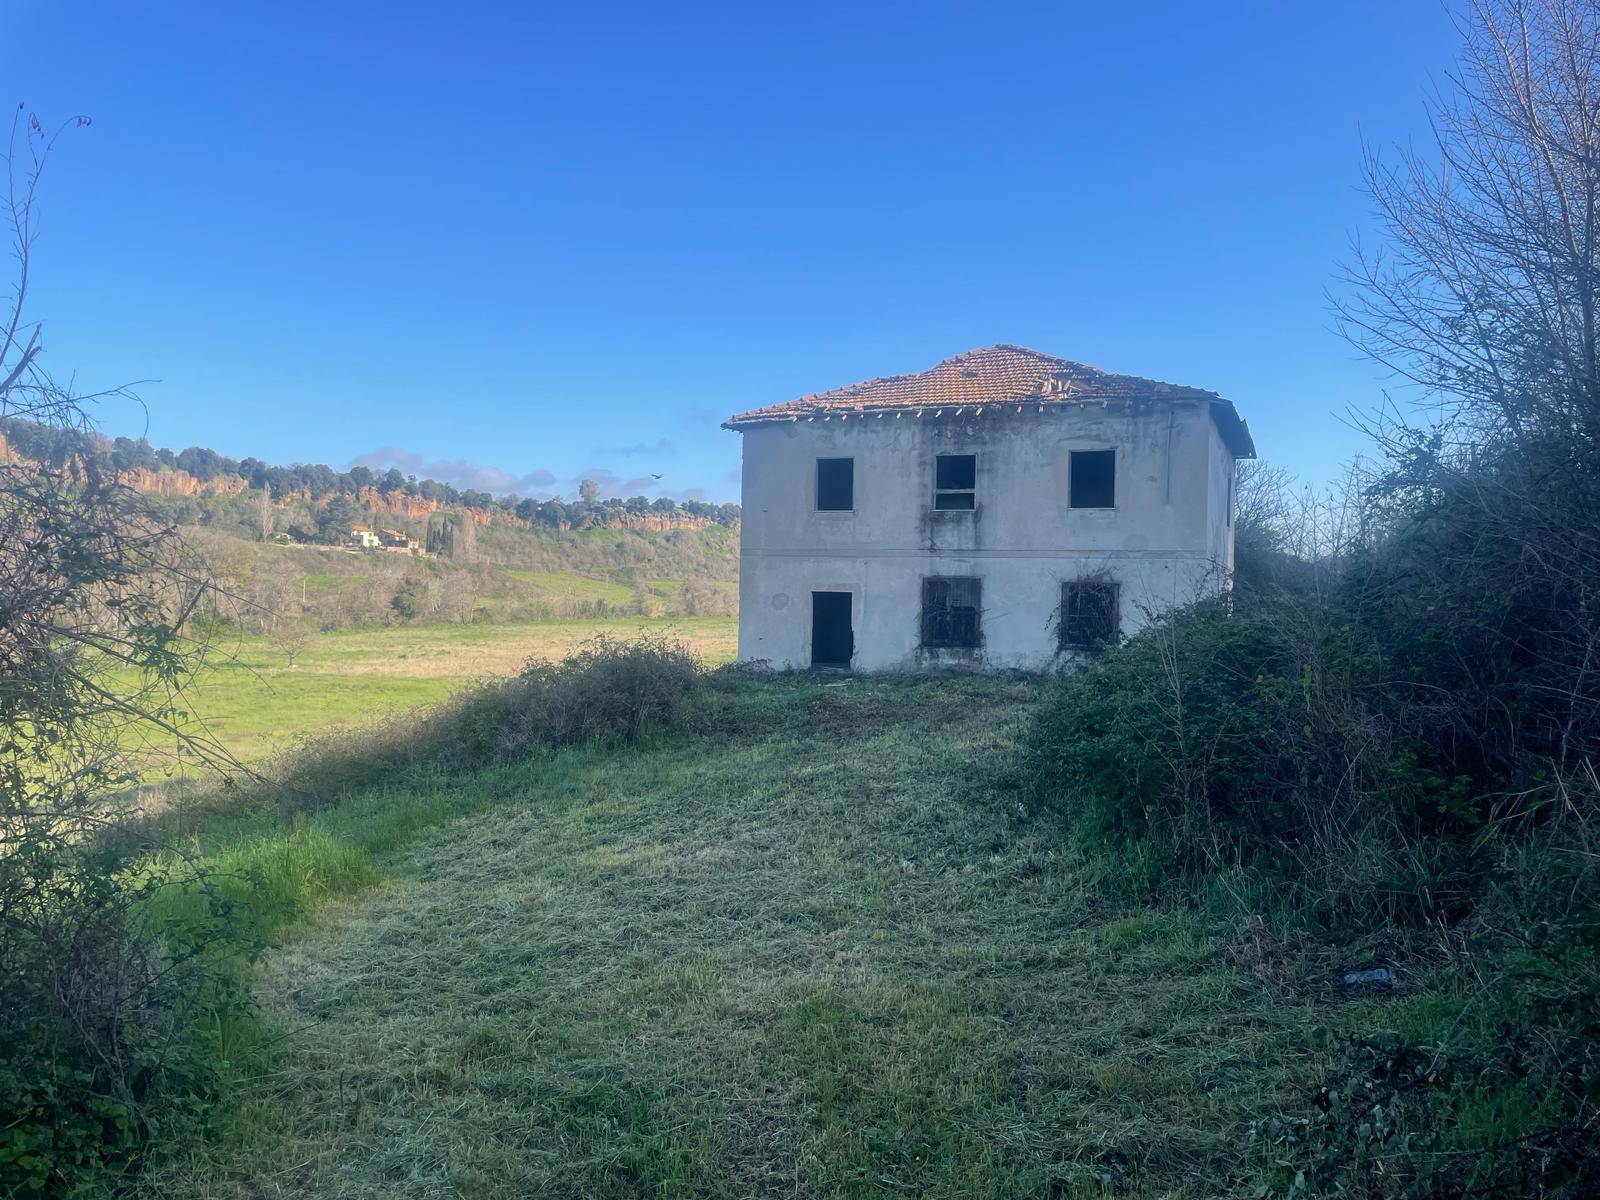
[0,415,742,630]
[190,522,738,633]
[0,414,739,534]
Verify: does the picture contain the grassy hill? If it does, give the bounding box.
[140,675,1409,1199]
[0,414,741,631]
[189,522,739,632]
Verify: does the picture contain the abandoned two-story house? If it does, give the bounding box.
[724,345,1254,671]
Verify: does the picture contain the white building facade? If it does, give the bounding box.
[725,346,1255,672]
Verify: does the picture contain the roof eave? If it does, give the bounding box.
[1208,399,1256,459]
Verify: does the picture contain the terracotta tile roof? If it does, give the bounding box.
[724,344,1254,457]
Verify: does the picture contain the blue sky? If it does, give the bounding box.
[3,1,1460,503]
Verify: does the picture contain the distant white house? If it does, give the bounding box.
[347,526,382,549]
[723,345,1255,671]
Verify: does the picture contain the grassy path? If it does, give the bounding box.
[149,677,1316,1199]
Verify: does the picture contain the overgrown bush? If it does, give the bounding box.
[466,633,704,762]
[0,461,253,1198]
[0,116,254,1197]
[0,845,251,1197]
[1027,487,1600,1192]
[1029,473,1599,921]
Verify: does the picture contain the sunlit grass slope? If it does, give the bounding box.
[145,676,1353,1199]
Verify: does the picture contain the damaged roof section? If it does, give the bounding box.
[723,344,1256,459]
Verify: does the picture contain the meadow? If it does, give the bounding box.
[141,675,1350,1199]
[159,616,738,767]
[82,621,1574,1199]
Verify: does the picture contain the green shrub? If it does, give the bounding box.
[1026,595,1464,927]
[0,836,253,1198]
[267,634,703,808]
[486,633,703,760]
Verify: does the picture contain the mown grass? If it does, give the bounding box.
[134,675,1419,1199]
[144,617,737,767]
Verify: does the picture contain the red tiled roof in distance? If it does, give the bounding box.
[723,345,1255,458]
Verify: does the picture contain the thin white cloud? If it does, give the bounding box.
[350,446,556,495]
[593,436,678,458]
[347,448,730,504]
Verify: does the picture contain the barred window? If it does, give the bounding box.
[921,576,981,648]
[1061,580,1119,650]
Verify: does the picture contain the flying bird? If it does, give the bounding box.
[650,473,664,480]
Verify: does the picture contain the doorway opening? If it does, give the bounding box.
[811,591,853,668]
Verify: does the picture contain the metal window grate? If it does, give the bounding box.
[921,576,982,648]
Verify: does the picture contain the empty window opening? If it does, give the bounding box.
[1069,449,1116,509]
[816,458,854,511]
[1062,580,1120,651]
[921,576,982,648]
[934,454,976,510]
[811,591,854,667]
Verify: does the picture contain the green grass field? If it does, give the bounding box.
[495,571,738,614]
[500,569,639,606]
[158,617,737,768]
[138,675,1388,1199]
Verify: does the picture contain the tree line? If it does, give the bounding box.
[0,415,741,531]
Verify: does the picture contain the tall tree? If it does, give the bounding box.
[257,479,273,540]
[1337,0,1600,772]
[1337,0,1600,443]
[317,493,362,544]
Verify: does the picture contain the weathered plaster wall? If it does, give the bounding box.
[736,401,1237,671]
[1205,418,1238,577]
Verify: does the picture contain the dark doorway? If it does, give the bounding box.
[811,591,853,667]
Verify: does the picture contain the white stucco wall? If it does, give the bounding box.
[735,401,1238,671]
